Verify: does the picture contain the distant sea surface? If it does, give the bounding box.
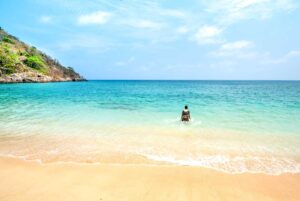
[0,81,299,174]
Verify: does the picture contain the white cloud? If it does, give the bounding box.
[210,40,256,59]
[205,0,297,26]
[125,20,162,29]
[220,40,254,50]
[263,50,300,64]
[39,16,52,24]
[194,25,223,44]
[211,43,300,65]
[78,11,111,25]
[192,0,297,46]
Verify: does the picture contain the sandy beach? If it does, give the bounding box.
[0,157,299,201]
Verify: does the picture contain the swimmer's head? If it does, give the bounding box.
[185,105,188,109]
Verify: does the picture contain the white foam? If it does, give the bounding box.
[1,151,300,175]
[140,153,300,175]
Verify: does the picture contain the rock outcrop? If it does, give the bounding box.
[0,72,84,83]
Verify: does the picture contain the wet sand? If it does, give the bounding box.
[0,157,299,201]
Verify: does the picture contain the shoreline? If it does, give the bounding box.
[1,126,299,175]
[2,153,300,176]
[0,77,87,84]
[0,80,87,84]
[0,156,299,201]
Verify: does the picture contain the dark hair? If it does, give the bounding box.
[185,105,188,109]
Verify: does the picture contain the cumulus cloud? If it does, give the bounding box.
[78,11,111,25]
[194,25,223,44]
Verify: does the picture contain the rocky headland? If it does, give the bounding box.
[0,27,85,83]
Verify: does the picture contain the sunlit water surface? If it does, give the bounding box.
[0,81,299,174]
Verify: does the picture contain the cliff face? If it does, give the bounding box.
[0,28,85,83]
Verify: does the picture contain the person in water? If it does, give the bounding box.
[181,105,191,122]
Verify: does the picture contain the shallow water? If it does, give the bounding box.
[0,81,300,174]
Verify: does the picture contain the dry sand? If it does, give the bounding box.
[0,157,299,201]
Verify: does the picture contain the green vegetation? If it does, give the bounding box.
[0,48,18,74]
[2,36,14,44]
[24,55,45,70]
[0,27,83,80]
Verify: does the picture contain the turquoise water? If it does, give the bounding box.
[0,81,300,174]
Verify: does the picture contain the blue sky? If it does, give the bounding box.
[1,0,300,80]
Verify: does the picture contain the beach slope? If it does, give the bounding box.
[0,157,299,201]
